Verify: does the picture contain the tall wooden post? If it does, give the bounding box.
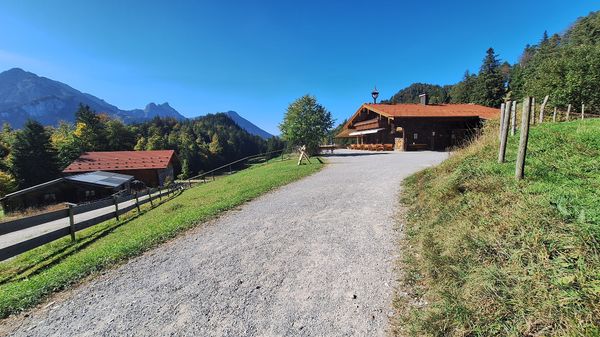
[498,101,511,163]
[516,97,532,180]
[134,191,140,213]
[552,107,557,122]
[499,103,506,141]
[499,102,506,140]
[113,196,120,221]
[581,103,585,120]
[510,101,517,136]
[566,104,571,121]
[147,188,153,207]
[67,203,76,242]
[538,95,549,124]
[530,97,536,125]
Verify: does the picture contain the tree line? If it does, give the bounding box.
[0,105,276,196]
[384,11,600,112]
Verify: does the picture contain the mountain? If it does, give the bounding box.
[0,68,186,128]
[224,111,273,139]
[124,102,185,123]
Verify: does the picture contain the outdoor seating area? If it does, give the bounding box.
[348,143,394,151]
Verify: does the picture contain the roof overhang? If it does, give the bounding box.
[348,128,385,136]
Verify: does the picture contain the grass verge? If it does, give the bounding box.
[0,157,323,318]
[393,119,600,336]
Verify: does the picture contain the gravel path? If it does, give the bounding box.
[1,150,448,337]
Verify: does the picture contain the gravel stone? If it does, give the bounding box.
[1,150,447,337]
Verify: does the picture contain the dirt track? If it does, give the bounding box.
[1,150,448,337]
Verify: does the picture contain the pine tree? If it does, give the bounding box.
[11,120,60,188]
[473,48,506,107]
[449,70,478,103]
[75,104,108,151]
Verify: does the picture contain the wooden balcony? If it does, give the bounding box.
[352,118,385,131]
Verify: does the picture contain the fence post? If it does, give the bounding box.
[553,107,557,122]
[147,188,153,207]
[158,187,163,201]
[229,164,232,175]
[499,102,505,138]
[188,179,192,188]
[530,97,536,125]
[581,103,585,120]
[67,203,76,242]
[510,101,517,136]
[498,101,511,163]
[134,191,140,213]
[516,97,532,180]
[566,104,571,121]
[113,195,120,221]
[539,95,549,124]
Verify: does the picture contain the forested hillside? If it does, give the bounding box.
[0,105,273,194]
[385,11,600,112]
[382,83,451,104]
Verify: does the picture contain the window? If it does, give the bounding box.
[44,193,56,201]
[85,190,96,197]
[414,133,418,140]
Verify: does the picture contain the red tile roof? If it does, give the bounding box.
[366,103,499,119]
[63,150,176,173]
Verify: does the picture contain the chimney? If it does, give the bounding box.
[419,93,429,105]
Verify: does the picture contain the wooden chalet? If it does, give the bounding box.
[336,94,499,151]
[63,150,176,187]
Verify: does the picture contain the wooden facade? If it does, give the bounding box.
[1,171,133,214]
[336,99,498,151]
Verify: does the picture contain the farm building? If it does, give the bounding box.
[336,94,499,151]
[0,171,133,213]
[63,150,176,187]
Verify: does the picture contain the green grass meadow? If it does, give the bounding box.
[0,157,323,318]
[394,119,600,336]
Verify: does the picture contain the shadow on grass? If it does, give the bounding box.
[0,190,184,285]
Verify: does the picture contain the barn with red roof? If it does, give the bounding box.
[336,94,499,151]
[63,150,177,187]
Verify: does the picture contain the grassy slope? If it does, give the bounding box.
[394,119,600,336]
[0,158,323,318]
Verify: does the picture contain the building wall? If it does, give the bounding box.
[1,182,117,214]
[347,116,482,151]
[395,117,482,151]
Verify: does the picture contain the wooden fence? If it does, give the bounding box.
[0,148,292,262]
[0,184,183,261]
[496,97,599,180]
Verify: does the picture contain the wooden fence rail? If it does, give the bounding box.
[0,185,182,261]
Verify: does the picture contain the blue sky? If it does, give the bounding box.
[0,1,597,134]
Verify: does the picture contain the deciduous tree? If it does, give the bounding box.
[279,95,333,155]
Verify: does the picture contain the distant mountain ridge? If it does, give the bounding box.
[223,111,273,139]
[0,68,186,128]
